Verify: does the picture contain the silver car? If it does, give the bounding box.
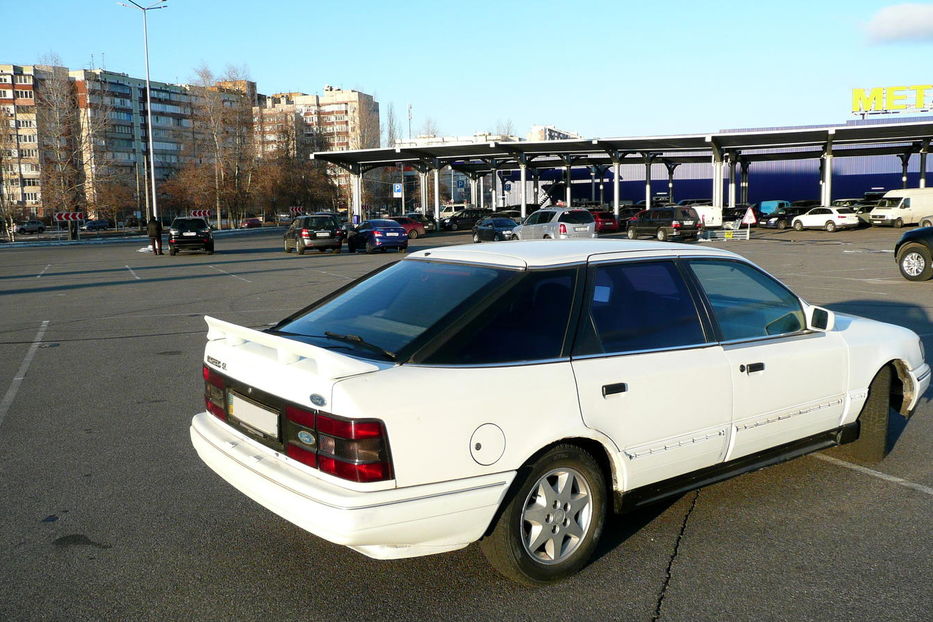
[512,208,597,240]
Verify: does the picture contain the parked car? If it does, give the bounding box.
[404,212,436,231]
[441,209,492,231]
[239,217,262,228]
[758,206,810,230]
[191,239,929,586]
[346,219,408,253]
[791,207,860,232]
[472,216,519,242]
[495,210,525,224]
[590,211,620,233]
[677,198,712,207]
[80,219,110,232]
[390,216,426,239]
[512,208,597,240]
[870,188,933,227]
[791,200,822,209]
[284,214,344,254]
[15,220,45,234]
[894,225,933,281]
[625,206,700,241]
[168,217,214,255]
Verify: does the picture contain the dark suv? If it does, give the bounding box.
[284,214,344,254]
[894,225,933,281]
[442,209,492,231]
[625,207,700,241]
[168,217,214,255]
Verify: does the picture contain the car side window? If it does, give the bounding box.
[574,261,706,355]
[902,198,910,208]
[424,269,576,365]
[689,260,805,341]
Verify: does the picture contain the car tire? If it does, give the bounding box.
[479,444,607,586]
[893,217,904,228]
[777,220,787,230]
[450,222,459,231]
[920,219,933,228]
[169,247,177,256]
[656,228,668,241]
[825,221,837,232]
[206,246,214,255]
[297,239,306,255]
[408,230,419,239]
[494,233,503,241]
[283,239,291,253]
[829,366,892,464]
[793,220,804,231]
[473,233,481,243]
[896,242,933,281]
[626,227,637,240]
[365,240,377,254]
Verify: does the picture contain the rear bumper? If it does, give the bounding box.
[190,412,513,559]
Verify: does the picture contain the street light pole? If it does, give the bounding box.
[119,0,166,220]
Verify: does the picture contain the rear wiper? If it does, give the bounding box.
[323,331,397,361]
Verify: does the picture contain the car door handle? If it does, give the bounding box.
[602,382,628,397]
[740,362,765,373]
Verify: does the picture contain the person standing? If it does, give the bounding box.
[147,217,163,255]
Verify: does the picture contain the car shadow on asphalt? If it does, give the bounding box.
[591,497,681,565]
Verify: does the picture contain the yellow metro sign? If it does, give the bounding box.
[852,85,933,114]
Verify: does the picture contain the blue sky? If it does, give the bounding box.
[2,0,932,140]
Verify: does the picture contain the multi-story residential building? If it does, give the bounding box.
[527,125,581,141]
[254,86,379,206]
[0,64,54,219]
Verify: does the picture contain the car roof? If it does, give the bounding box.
[406,240,739,269]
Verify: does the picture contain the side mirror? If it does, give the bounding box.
[807,305,835,331]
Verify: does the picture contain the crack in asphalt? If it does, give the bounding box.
[652,490,700,622]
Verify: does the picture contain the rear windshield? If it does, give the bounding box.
[172,218,207,231]
[369,219,403,228]
[558,210,594,224]
[273,261,515,359]
[835,208,855,214]
[304,216,334,228]
[490,218,517,227]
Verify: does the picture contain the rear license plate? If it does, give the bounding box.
[315,232,330,237]
[228,392,279,438]
[387,232,399,237]
[574,227,587,232]
[683,220,695,225]
[183,232,196,237]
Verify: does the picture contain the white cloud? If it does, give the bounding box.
[866,3,933,42]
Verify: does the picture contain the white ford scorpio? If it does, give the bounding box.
[190,240,929,585]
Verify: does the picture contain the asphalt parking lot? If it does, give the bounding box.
[0,226,930,621]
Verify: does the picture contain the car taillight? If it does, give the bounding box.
[202,364,226,421]
[559,223,567,234]
[300,228,311,239]
[373,231,383,237]
[672,220,682,229]
[285,407,392,483]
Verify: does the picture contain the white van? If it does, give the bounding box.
[869,188,933,227]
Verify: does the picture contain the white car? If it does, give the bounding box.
[190,240,929,585]
[512,208,597,240]
[792,206,860,231]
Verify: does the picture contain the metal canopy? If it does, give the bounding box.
[314,119,933,219]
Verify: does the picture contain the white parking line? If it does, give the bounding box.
[125,265,140,280]
[209,265,251,283]
[0,320,49,431]
[36,264,50,278]
[812,453,933,497]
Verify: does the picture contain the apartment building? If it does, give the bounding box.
[0,64,59,218]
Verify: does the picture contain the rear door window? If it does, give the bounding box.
[559,211,594,224]
[574,260,706,355]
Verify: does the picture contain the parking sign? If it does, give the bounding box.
[393,183,403,198]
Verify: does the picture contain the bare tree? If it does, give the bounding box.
[34,59,82,218]
[0,106,19,240]
[495,118,515,138]
[187,64,258,227]
[420,117,439,137]
[383,102,398,148]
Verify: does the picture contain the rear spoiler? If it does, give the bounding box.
[204,316,383,379]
